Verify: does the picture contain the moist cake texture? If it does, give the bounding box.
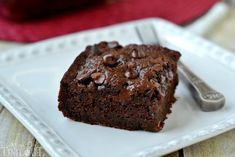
[58,41,181,132]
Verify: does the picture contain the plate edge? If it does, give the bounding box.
[0,80,81,157]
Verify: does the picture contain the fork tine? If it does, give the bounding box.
[135,23,160,45]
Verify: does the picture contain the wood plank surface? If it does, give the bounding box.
[163,151,180,157]
[31,141,50,157]
[0,105,3,114]
[205,8,235,52]
[0,108,35,157]
[183,130,235,157]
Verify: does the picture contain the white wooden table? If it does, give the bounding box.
[0,9,235,157]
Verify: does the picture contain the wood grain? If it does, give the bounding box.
[183,129,235,157]
[31,142,181,157]
[0,108,35,157]
[205,8,235,52]
[163,151,180,157]
[0,105,3,113]
[31,141,50,157]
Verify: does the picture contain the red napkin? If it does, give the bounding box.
[0,0,218,42]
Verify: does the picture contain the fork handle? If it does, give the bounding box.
[178,61,225,111]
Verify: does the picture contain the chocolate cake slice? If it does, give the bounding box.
[58,41,181,132]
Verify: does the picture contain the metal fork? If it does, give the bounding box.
[135,24,225,111]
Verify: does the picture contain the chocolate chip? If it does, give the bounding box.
[152,63,162,72]
[131,49,138,58]
[139,51,146,58]
[157,121,164,130]
[77,73,90,82]
[91,46,102,55]
[85,46,93,51]
[150,79,160,89]
[131,49,146,58]
[108,41,119,49]
[87,82,96,90]
[91,72,106,84]
[159,86,167,96]
[161,75,166,83]
[93,42,108,55]
[98,85,106,90]
[103,54,117,66]
[125,69,138,79]
[144,89,154,97]
[155,73,161,83]
[167,71,174,80]
[127,62,135,68]
[77,69,95,82]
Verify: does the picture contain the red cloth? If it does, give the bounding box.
[0,0,218,42]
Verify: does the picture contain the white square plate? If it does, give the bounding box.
[0,18,235,157]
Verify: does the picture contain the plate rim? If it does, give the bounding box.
[0,18,235,157]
